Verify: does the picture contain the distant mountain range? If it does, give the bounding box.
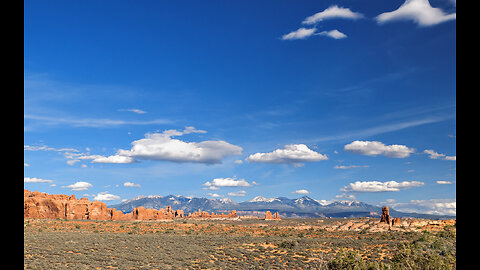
[109,195,454,219]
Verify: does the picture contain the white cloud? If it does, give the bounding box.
[202,185,220,190]
[206,193,223,198]
[92,155,137,164]
[124,182,141,188]
[424,149,456,161]
[66,159,81,166]
[69,127,241,165]
[62,181,92,191]
[227,190,247,197]
[24,163,30,167]
[94,192,120,201]
[341,180,424,192]
[24,177,53,183]
[316,29,347,39]
[281,28,347,41]
[281,27,317,40]
[70,154,135,164]
[115,128,242,164]
[303,5,364,25]
[334,165,369,169]
[292,189,310,194]
[344,140,415,158]
[375,0,456,27]
[385,198,456,216]
[246,144,328,165]
[204,177,253,188]
[436,180,453,185]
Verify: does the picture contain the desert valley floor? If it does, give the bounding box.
[24,217,456,269]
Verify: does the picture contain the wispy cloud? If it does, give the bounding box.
[118,108,147,114]
[424,149,456,161]
[24,114,172,128]
[302,5,364,25]
[315,30,347,39]
[375,0,456,27]
[24,144,79,152]
[227,190,247,197]
[304,114,454,144]
[24,177,54,183]
[333,165,370,169]
[281,27,317,40]
[281,27,347,40]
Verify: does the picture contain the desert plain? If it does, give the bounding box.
[24,216,456,269]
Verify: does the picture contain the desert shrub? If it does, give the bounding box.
[390,230,455,270]
[437,226,456,239]
[390,242,454,270]
[278,240,296,249]
[327,249,365,269]
[327,249,388,270]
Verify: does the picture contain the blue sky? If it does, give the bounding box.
[24,0,456,215]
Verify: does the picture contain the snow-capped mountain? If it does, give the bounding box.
[219,198,238,205]
[108,195,454,219]
[249,196,280,203]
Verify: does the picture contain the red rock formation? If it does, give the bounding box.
[175,210,184,218]
[380,206,390,224]
[24,189,116,220]
[25,190,239,221]
[392,217,401,226]
[228,210,237,218]
[265,211,280,220]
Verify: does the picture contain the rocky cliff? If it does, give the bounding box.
[24,190,237,221]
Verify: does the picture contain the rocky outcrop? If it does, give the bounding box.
[380,206,390,224]
[316,217,456,233]
[391,217,401,226]
[24,190,238,221]
[186,209,237,218]
[265,211,280,220]
[379,206,402,225]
